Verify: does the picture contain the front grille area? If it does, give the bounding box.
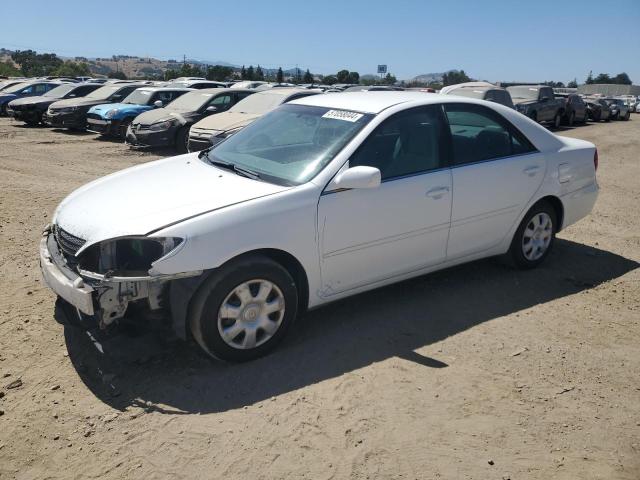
[54,226,86,258]
[86,113,103,121]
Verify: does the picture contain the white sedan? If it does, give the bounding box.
[40,92,599,361]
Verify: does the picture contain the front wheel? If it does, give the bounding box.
[175,126,189,154]
[553,113,562,129]
[188,256,298,362]
[624,111,630,121]
[509,201,557,269]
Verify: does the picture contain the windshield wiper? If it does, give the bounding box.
[206,157,261,180]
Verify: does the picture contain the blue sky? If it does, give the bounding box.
[1,0,639,83]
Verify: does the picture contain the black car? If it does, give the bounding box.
[585,98,611,122]
[7,83,101,125]
[125,88,253,153]
[42,83,147,130]
[555,93,588,125]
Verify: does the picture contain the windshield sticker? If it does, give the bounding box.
[322,110,364,122]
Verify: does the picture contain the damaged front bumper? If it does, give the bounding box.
[39,230,201,328]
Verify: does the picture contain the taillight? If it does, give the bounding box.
[594,149,598,172]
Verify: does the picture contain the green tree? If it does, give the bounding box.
[303,69,313,83]
[567,79,578,88]
[240,65,246,79]
[594,73,611,84]
[0,60,22,77]
[108,71,128,80]
[585,71,594,84]
[613,72,631,85]
[442,69,471,86]
[52,61,90,77]
[276,67,284,83]
[11,49,63,76]
[383,73,397,85]
[164,69,179,81]
[323,75,338,85]
[246,65,255,80]
[347,71,360,84]
[206,65,233,81]
[336,69,350,83]
[255,65,264,81]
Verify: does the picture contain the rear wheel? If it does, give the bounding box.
[624,111,630,121]
[188,256,298,362]
[553,113,562,129]
[509,201,557,269]
[567,111,575,126]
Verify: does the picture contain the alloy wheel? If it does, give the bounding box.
[217,279,286,350]
[522,212,553,261]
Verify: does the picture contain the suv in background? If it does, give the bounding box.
[86,87,192,138]
[507,85,565,128]
[7,83,101,125]
[555,93,588,125]
[0,81,62,116]
[604,98,631,121]
[442,83,514,108]
[43,83,147,130]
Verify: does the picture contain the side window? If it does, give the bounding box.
[444,104,536,166]
[34,84,50,94]
[210,94,231,106]
[20,85,34,94]
[234,92,252,103]
[156,91,174,103]
[71,86,94,97]
[350,106,447,180]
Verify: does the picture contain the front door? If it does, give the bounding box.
[317,105,452,296]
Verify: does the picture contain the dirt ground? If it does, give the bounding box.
[0,116,638,480]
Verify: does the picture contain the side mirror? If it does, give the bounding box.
[206,105,218,113]
[333,166,381,190]
[153,100,163,108]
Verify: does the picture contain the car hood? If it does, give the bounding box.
[88,102,151,119]
[0,93,18,103]
[49,97,109,110]
[8,95,56,107]
[53,153,290,251]
[192,111,261,132]
[133,107,194,126]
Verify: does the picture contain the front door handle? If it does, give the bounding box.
[425,186,450,199]
[523,166,540,177]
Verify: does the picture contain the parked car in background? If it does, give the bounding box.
[584,98,611,122]
[43,83,147,130]
[231,81,268,90]
[636,103,640,114]
[86,87,192,138]
[0,79,27,92]
[187,87,320,152]
[0,81,62,116]
[555,93,588,125]
[40,92,599,361]
[7,83,102,126]
[167,80,226,90]
[442,82,514,108]
[343,86,397,92]
[507,85,564,128]
[126,88,253,153]
[604,98,630,120]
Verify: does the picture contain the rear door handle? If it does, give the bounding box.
[425,186,450,199]
[523,166,540,177]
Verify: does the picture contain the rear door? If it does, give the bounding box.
[444,103,544,258]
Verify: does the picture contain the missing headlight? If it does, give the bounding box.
[78,237,183,277]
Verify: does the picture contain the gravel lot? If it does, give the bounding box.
[0,117,638,480]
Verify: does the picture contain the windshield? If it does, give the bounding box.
[44,84,76,98]
[507,87,539,100]
[86,85,122,100]
[122,89,153,105]
[167,90,214,111]
[229,92,287,115]
[206,104,373,185]
[0,81,23,92]
[3,82,32,94]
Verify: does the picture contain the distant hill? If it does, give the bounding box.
[411,72,446,83]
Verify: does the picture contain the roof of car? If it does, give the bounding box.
[185,87,251,94]
[254,87,312,96]
[135,87,194,92]
[291,91,444,114]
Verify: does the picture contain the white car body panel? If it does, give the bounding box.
[45,92,598,318]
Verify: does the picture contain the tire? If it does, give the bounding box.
[509,201,557,270]
[188,255,299,362]
[0,103,7,116]
[567,111,575,126]
[118,118,133,139]
[553,113,562,129]
[593,111,601,122]
[624,112,630,121]
[175,126,189,154]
